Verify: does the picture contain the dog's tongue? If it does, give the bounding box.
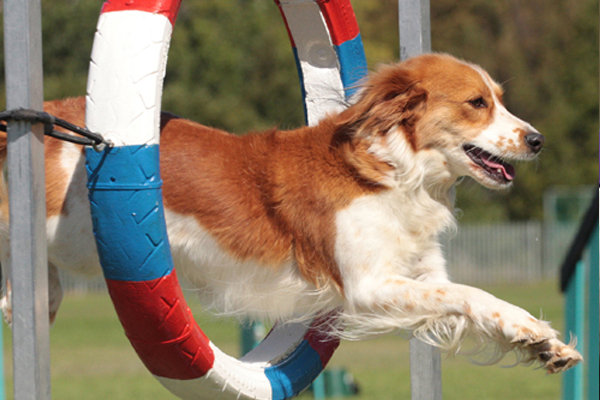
[481,154,516,181]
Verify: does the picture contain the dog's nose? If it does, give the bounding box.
[524,132,544,153]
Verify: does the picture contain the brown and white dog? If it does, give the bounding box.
[0,54,581,373]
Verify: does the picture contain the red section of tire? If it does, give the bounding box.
[275,0,360,48]
[317,0,360,45]
[101,0,182,25]
[304,311,340,366]
[106,270,215,380]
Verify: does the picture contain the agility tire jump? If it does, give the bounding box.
[84,0,367,399]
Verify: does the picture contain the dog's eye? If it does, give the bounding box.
[468,97,487,109]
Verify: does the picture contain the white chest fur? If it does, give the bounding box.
[334,186,455,307]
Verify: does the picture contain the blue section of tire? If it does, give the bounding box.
[265,340,324,400]
[85,145,174,282]
[334,33,368,98]
[290,46,308,125]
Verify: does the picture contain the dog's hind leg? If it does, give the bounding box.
[0,236,63,327]
[48,263,63,325]
[0,234,12,325]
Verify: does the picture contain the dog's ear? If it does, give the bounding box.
[330,64,428,187]
[334,64,428,150]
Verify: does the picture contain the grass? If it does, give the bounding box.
[1,280,567,399]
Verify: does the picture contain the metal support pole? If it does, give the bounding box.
[3,0,51,398]
[409,339,442,400]
[398,0,431,61]
[399,0,441,398]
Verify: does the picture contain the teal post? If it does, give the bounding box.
[587,225,598,400]
[240,321,264,356]
[311,374,326,399]
[563,261,586,400]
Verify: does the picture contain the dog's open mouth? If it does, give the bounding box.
[463,144,516,183]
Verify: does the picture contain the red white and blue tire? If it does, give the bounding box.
[84,1,366,399]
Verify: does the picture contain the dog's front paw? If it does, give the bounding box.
[512,335,582,373]
[499,312,581,373]
[533,338,582,374]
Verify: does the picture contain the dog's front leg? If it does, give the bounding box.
[345,278,582,373]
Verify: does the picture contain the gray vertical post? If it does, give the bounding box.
[3,0,51,398]
[399,0,431,61]
[409,337,442,400]
[399,0,441,398]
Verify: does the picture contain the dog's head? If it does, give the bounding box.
[336,53,543,190]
